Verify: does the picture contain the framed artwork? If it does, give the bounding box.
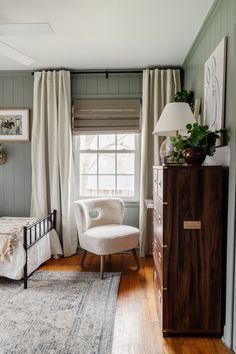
[203,37,227,131]
[0,109,30,142]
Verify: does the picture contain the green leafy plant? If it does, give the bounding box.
[174,90,194,107]
[169,123,223,162]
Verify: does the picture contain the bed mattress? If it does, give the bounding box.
[0,217,62,280]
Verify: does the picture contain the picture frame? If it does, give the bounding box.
[0,109,30,142]
[203,37,227,132]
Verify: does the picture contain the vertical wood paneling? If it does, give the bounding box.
[97,75,108,95]
[183,0,236,350]
[71,72,142,99]
[123,203,139,228]
[0,73,33,217]
[86,74,98,95]
[108,74,119,94]
[13,77,25,215]
[118,74,130,94]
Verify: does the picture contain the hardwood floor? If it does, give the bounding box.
[40,254,232,354]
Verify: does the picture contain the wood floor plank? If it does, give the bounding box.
[40,254,232,354]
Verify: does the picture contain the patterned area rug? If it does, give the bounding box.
[0,271,120,354]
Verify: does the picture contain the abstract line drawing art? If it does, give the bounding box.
[203,37,227,132]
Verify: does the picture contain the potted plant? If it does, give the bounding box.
[174,90,194,109]
[170,123,223,165]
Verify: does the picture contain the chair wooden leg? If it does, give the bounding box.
[100,255,105,279]
[132,248,140,270]
[80,250,87,266]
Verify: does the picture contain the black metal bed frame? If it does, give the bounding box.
[23,210,56,289]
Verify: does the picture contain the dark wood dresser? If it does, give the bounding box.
[153,165,226,336]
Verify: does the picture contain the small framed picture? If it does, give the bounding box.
[0,109,30,142]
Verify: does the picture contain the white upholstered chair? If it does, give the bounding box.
[74,198,139,278]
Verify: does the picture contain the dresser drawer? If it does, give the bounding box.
[153,197,163,243]
[153,168,163,200]
[153,238,163,282]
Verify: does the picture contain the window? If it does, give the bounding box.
[74,133,140,201]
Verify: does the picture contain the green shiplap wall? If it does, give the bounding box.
[0,73,33,216]
[0,72,142,228]
[183,0,236,350]
[71,72,142,99]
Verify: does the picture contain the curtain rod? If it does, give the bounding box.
[31,70,143,76]
[72,70,142,76]
[31,67,182,76]
[72,70,143,78]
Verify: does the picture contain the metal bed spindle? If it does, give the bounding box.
[23,210,57,289]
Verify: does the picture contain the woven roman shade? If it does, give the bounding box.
[72,99,141,134]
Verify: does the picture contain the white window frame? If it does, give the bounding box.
[75,133,140,202]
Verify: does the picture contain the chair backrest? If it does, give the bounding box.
[74,198,125,233]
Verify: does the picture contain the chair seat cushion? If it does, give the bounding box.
[80,224,139,255]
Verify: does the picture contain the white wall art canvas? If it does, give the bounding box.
[203,37,227,131]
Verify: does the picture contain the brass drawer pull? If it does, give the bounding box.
[158,180,161,187]
[158,214,161,224]
[160,240,167,248]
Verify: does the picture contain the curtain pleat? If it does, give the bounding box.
[139,68,181,257]
[31,70,77,257]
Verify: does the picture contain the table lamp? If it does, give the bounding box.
[153,102,196,164]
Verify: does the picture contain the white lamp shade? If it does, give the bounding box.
[153,102,196,136]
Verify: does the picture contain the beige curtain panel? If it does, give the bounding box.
[139,69,181,257]
[31,70,77,257]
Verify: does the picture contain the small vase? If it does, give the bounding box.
[184,147,206,166]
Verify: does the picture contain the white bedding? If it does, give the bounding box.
[0,217,63,280]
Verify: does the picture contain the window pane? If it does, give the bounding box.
[77,133,139,199]
[117,134,135,150]
[80,153,97,174]
[98,135,115,150]
[80,175,97,196]
[98,175,115,196]
[117,175,134,196]
[79,135,97,150]
[99,153,115,174]
[117,153,134,174]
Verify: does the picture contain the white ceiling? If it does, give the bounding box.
[0,0,214,71]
